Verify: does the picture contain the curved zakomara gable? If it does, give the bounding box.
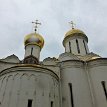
[0,64,59,81]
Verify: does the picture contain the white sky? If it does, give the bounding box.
[0,0,107,60]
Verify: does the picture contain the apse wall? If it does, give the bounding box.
[0,66,60,107]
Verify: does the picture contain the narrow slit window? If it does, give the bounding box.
[76,39,80,53]
[69,83,74,107]
[27,99,33,107]
[31,47,33,55]
[65,47,66,52]
[83,40,87,54]
[101,81,107,100]
[69,42,72,53]
[51,101,53,107]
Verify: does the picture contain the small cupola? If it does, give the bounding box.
[23,20,44,64]
[63,21,89,56]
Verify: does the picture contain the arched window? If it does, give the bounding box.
[69,42,72,53]
[83,40,87,54]
[76,39,80,53]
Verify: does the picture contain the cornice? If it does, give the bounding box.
[59,60,84,69]
[87,58,107,68]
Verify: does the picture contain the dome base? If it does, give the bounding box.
[23,55,39,64]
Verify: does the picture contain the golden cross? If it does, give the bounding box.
[69,21,76,29]
[32,20,41,32]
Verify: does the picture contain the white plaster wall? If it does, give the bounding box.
[65,42,69,52]
[25,45,41,59]
[0,67,60,107]
[60,61,93,107]
[70,39,77,54]
[78,38,86,55]
[43,66,60,78]
[88,63,107,107]
[0,62,18,73]
[1,57,19,63]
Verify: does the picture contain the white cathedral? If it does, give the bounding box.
[0,21,107,107]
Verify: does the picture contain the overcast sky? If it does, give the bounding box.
[0,0,107,60]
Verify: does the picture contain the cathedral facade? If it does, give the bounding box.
[0,24,107,107]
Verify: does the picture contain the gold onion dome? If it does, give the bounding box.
[65,28,85,37]
[24,33,44,49]
[63,28,88,46]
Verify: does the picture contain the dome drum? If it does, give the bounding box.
[63,29,88,47]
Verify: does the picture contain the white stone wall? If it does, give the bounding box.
[88,59,107,107]
[60,60,93,107]
[0,61,18,73]
[0,66,60,107]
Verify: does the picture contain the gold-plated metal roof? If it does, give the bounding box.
[89,56,101,60]
[24,33,44,49]
[63,28,88,47]
[65,29,85,37]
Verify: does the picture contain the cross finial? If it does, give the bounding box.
[69,21,76,29]
[32,20,41,33]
